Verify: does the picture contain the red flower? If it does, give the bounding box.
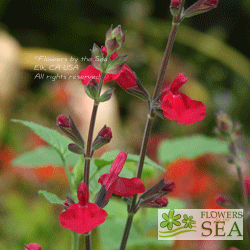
[59,182,108,234]
[98,151,145,199]
[23,243,42,250]
[160,73,206,125]
[78,46,137,90]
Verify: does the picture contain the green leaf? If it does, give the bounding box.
[12,119,72,158]
[95,150,165,171]
[38,190,64,205]
[72,156,85,188]
[158,135,229,165]
[99,199,174,249]
[12,147,81,167]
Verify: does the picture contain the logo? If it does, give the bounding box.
[158,209,243,240]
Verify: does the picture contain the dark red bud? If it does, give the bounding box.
[106,37,120,52]
[57,115,69,128]
[100,126,112,139]
[170,0,181,8]
[215,194,227,204]
[163,180,175,192]
[156,196,169,207]
[204,0,218,7]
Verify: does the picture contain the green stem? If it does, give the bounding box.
[120,5,182,249]
[71,232,80,250]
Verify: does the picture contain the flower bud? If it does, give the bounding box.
[141,196,169,208]
[57,115,85,147]
[23,243,42,250]
[204,0,218,7]
[136,179,174,211]
[84,78,99,100]
[215,193,242,209]
[155,196,169,207]
[163,180,176,193]
[214,112,242,142]
[184,0,218,18]
[57,115,69,128]
[216,112,233,133]
[105,25,113,40]
[105,38,120,55]
[105,25,125,55]
[92,125,112,151]
[170,0,181,17]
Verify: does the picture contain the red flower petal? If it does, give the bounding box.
[170,73,187,94]
[161,90,206,125]
[113,65,137,90]
[77,182,89,206]
[98,172,118,199]
[101,46,118,60]
[110,151,127,175]
[59,203,108,234]
[78,65,102,85]
[114,176,145,197]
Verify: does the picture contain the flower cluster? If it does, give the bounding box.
[79,46,137,91]
[59,152,145,234]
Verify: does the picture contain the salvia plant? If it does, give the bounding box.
[12,0,249,249]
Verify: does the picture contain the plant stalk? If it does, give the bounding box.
[83,72,105,250]
[119,5,183,248]
[84,73,106,187]
[232,141,250,244]
[84,233,92,250]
